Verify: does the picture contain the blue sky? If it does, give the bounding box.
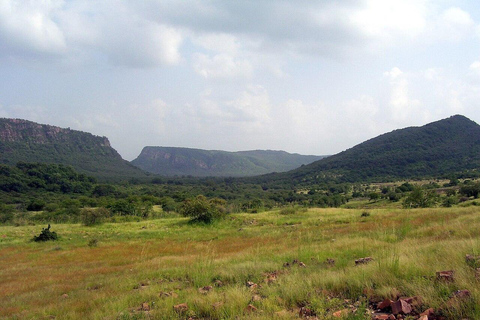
[1,0,479,160]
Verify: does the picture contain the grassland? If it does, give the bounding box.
[2,207,480,319]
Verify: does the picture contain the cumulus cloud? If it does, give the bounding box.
[193,53,253,79]
[432,7,476,41]
[0,0,66,57]
[384,67,425,124]
[0,0,183,67]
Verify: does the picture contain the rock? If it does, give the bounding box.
[265,272,278,284]
[283,262,291,268]
[173,303,188,313]
[246,281,258,290]
[198,285,213,294]
[274,310,290,317]
[436,270,454,282]
[372,313,395,320]
[391,299,412,315]
[299,262,306,267]
[377,298,393,310]
[326,258,335,266]
[251,294,262,302]
[159,291,178,298]
[139,303,150,311]
[418,316,428,320]
[420,308,434,317]
[214,279,224,287]
[246,304,258,312]
[332,309,348,317]
[355,257,373,265]
[299,307,315,317]
[61,294,69,299]
[452,289,471,299]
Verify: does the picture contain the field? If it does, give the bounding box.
[2,207,480,319]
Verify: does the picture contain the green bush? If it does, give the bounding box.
[32,224,58,242]
[80,207,110,226]
[179,195,226,223]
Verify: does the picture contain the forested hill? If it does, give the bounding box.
[260,115,480,185]
[131,147,326,177]
[0,118,145,181]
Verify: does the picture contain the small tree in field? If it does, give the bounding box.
[179,195,226,223]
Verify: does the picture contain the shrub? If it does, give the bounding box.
[361,211,370,217]
[179,195,226,223]
[27,199,46,211]
[32,224,58,242]
[80,207,110,226]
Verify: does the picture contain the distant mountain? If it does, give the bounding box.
[0,118,145,180]
[265,115,480,185]
[131,146,326,177]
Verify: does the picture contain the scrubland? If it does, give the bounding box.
[1,207,480,319]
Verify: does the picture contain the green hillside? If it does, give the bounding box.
[263,115,480,185]
[0,118,146,181]
[131,146,325,177]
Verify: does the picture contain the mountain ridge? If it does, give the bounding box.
[0,118,146,180]
[266,115,480,184]
[131,146,326,177]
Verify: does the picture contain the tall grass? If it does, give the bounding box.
[2,207,480,318]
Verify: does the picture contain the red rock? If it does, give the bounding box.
[377,298,393,310]
[420,308,434,317]
[355,257,374,265]
[436,270,454,282]
[332,309,348,317]
[173,303,188,313]
[418,316,428,320]
[391,299,412,315]
[251,294,262,302]
[246,304,258,312]
[299,307,315,317]
[372,313,392,320]
[139,303,150,311]
[198,285,213,294]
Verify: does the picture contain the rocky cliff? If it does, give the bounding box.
[0,118,145,180]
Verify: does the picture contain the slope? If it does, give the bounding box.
[131,146,325,177]
[268,115,480,185]
[0,118,146,180]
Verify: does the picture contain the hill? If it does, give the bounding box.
[131,146,326,177]
[266,115,480,185]
[0,118,146,180]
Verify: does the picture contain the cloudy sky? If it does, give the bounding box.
[1,0,479,160]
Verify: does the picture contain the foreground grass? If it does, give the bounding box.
[1,207,480,319]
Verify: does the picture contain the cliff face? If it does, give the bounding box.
[0,118,111,147]
[0,118,145,180]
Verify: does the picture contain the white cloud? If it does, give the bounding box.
[432,7,476,41]
[384,67,425,124]
[0,0,66,56]
[193,53,253,79]
[352,0,427,41]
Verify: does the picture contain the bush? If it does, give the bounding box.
[80,207,110,226]
[179,195,226,223]
[27,199,46,211]
[32,224,58,242]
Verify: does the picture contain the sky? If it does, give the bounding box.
[0,0,480,160]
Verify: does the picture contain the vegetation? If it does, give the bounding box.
[0,118,146,181]
[2,207,480,319]
[261,115,480,185]
[31,224,58,242]
[132,146,325,177]
[179,195,226,223]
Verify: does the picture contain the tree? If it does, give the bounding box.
[179,195,226,223]
[403,187,437,208]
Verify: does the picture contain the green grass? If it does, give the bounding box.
[2,207,480,319]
